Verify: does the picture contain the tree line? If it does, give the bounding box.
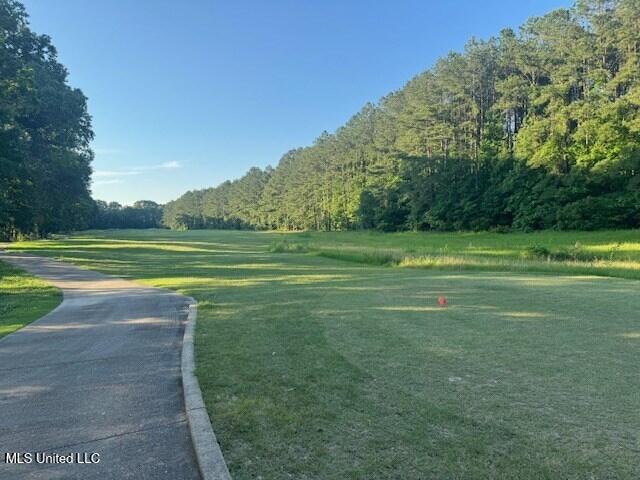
[90,200,163,230]
[0,1,164,239]
[0,0,94,240]
[3,0,639,237]
[164,0,640,232]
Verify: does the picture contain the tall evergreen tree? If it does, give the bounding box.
[164,0,640,233]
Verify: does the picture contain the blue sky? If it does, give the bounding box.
[23,0,571,205]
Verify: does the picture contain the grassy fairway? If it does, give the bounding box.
[0,260,62,338]
[8,229,640,479]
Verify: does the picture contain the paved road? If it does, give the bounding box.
[0,253,200,479]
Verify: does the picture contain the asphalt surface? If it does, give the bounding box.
[0,253,200,479]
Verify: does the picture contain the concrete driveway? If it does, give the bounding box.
[0,253,200,479]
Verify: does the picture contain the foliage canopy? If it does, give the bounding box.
[0,0,94,240]
[165,0,640,232]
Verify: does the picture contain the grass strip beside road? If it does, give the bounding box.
[0,259,62,338]
[6,229,640,479]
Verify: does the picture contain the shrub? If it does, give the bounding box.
[269,240,308,253]
[523,243,596,262]
[523,245,551,260]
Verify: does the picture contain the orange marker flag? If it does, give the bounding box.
[438,296,447,307]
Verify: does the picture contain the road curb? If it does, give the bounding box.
[182,298,232,480]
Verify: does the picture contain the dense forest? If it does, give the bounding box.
[90,200,163,230]
[165,0,640,232]
[0,0,95,240]
[0,1,163,239]
[2,0,639,238]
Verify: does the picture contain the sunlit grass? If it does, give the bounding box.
[266,230,640,280]
[620,332,640,339]
[294,228,640,258]
[0,260,62,338]
[7,229,640,479]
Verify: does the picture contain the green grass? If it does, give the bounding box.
[7,229,640,479]
[270,229,640,280]
[0,260,62,338]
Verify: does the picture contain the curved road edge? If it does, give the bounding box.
[1,249,231,479]
[182,298,232,480]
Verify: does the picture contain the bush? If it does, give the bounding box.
[523,245,551,260]
[523,243,596,262]
[317,249,399,265]
[490,225,511,234]
[269,240,308,253]
[556,194,639,230]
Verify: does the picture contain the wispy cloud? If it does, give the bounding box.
[93,179,125,186]
[160,161,180,169]
[93,170,140,178]
[93,147,123,156]
[93,161,182,180]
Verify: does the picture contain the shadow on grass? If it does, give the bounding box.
[7,229,640,479]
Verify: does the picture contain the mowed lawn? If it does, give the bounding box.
[0,259,62,338]
[8,229,640,479]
